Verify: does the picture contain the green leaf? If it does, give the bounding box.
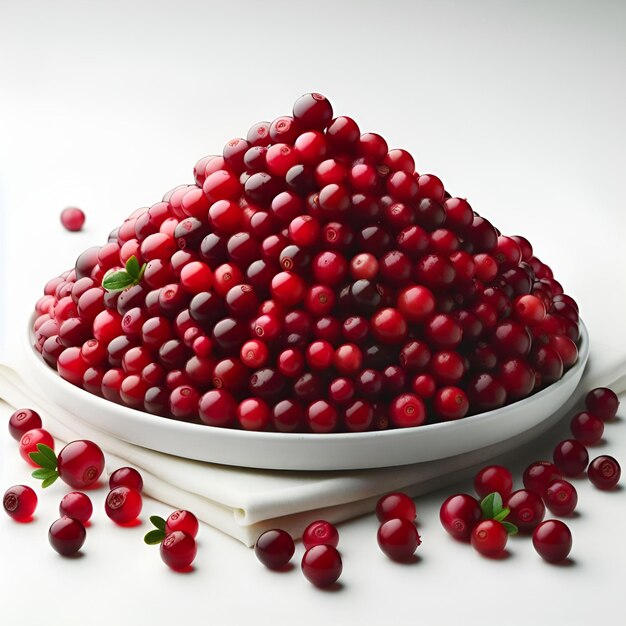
[502,521,519,536]
[28,451,57,470]
[144,529,166,545]
[137,263,146,281]
[102,271,135,291]
[41,473,59,488]
[36,443,57,466]
[480,492,503,519]
[125,255,141,279]
[32,468,56,480]
[493,507,510,522]
[150,515,167,531]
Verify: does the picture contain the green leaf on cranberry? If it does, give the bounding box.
[480,492,503,519]
[144,529,167,545]
[150,515,167,531]
[102,255,147,292]
[502,521,519,535]
[493,508,511,522]
[29,443,57,470]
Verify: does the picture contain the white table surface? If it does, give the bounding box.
[1,1,625,624]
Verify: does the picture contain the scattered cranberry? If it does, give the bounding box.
[377,518,421,561]
[375,492,416,523]
[570,411,604,445]
[3,485,37,521]
[19,428,55,466]
[585,388,619,421]
[439,494,482,541]
[49,516,86,556]
[588,455,621,490]
[61,207,86,232]
[8,408,42,441]
[553,439,589,477]
[303,520,339,550]
[38,440,106,489]
[59,492,93,524]
[301,545,342,587]
[109,466,144,492]
[474,465,513,499]
[255,529,295,569]
[160,531,197,570]
[105,486,142,524]
[532,520,572,563]
[544,480,578,516]
[523,461,562,496]
[505,489,545,533]
[471,520,508,557]
[166,510,199,538]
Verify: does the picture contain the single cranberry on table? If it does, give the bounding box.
[544,480,578,516]
[60,207,86,232]
[585,387,619,421]
[19,428,55,467]
[109,466,144,492]
[376,492,416,523]
[570,411,604,445]
[505,489,545,533]
[588,455,621,490]
[301,545,342,588]
[377,518,421,561]
[3,485,37,521]
[302,520,339,550]
[59,492,93,524]
[255,529,295,569]
[439,494,482,542]
[474,465,513,499]
[160,531,197,570]
[105,486,143,524]
[532,519,572,563]
[471,520,508,557]
[8,408,42,441]
[49,516,86,556]
[553,439,589,477]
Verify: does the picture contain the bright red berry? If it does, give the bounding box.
[471,519,508,557]
[474,465,513,499]
[303,520,340,550]
[160,531,197,570]
[3,485,37,521]
[109,467,144,492]
[59,492,93,524]
[19,428,55,466]
[105,486,143,524]
[544,480,578,516]
[377,518,421,561]
[504,489,545,533]
[166,510,199,538]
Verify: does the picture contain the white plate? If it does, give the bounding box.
[24,321,589,470]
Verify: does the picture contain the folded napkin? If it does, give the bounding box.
[1,344,625,546]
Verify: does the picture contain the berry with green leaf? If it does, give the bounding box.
[19,428,54,467]
[144,515,197,570]
[471,519,508,557]
[478,491,519,536]
[30,440,105,489]
[102,255,147,291]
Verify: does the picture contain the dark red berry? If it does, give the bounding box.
[439,494,481,541]
[553,439,589,477]
[376,492,416,523]
[105,486,142,524]
[505,489,545,533]
[301,545,342,587]
[533,520,572,563]
[160,531,197,570]
[474,465,513,499]
[109,467,144,492]
[523,461,562,496]
[49,516,86,556]
[8,408,42,441]
[570,411,604,445]
[377,518,421,561]
[255,529,295,569]
[588,455,621,490]
[544,480,577,516]
[585,387,619,421]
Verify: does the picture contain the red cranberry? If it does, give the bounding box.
[376,492,416,523]
[474,465,513,499]
[303,520,340,550]
[307,400,338,433]
[160,531,197,570]
[293,93,333,131]
[570,411,604,445]
[505,489,545,533]
[588,455,621,490]
[109,467,144,492]
[54,440,105,488]
[301,545,342,588]
[523,461,562,496]
[434,386,469,420]
[105,486,142,524]
[585,387,619,421]
[3,485,37,521]
[553,439,589,477]
[238,398,271,431]
[166,510,199,538]
[544,480,577,516]
[377,518,421,561]
[390,393,426,428]
[255,529,295,569]
[59,492,93,524]
[61,207,85,232]
[49,516,86,556]
[19,428,55,466]
[471,520,508,557]
[8,408,42,441]
[532,520,572,563]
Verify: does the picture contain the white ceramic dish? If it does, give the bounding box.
[24,320,589,470]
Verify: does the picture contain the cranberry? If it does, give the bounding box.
[307,400,338,433]
[166,510,199,538]
[471,520,508,557]
[567,412,604,448]
[439,494,481,542]
[505,489,545,533]
[303,520,340,550]
[588,455,621,490]
[544,480,577,516]
[237,398,271,431]
[255,529,295,569]
[55,440,106,488]
[19,428,55,466]
[377,518,421,561]
[532,520,572,563]
[59,492,93,523]
[293,93,333,131]
[523,461,562,496]
[109,466,144,492]
[553,439,589,477]
[49,516,86,556]
[301,545,342,588]
[105,486,143,524]
[160,531,197,570]
[8,408,42,441]
[376,492,416,523]
[585,387,619,421]
[61,207,86,232]
[390,393,426,428]
[474,465,513,499]
[3,485,37,521]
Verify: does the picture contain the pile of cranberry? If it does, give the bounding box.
[33,92,581,431]
[4,407,198,570]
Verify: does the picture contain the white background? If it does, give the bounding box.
[1,1,625,624]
